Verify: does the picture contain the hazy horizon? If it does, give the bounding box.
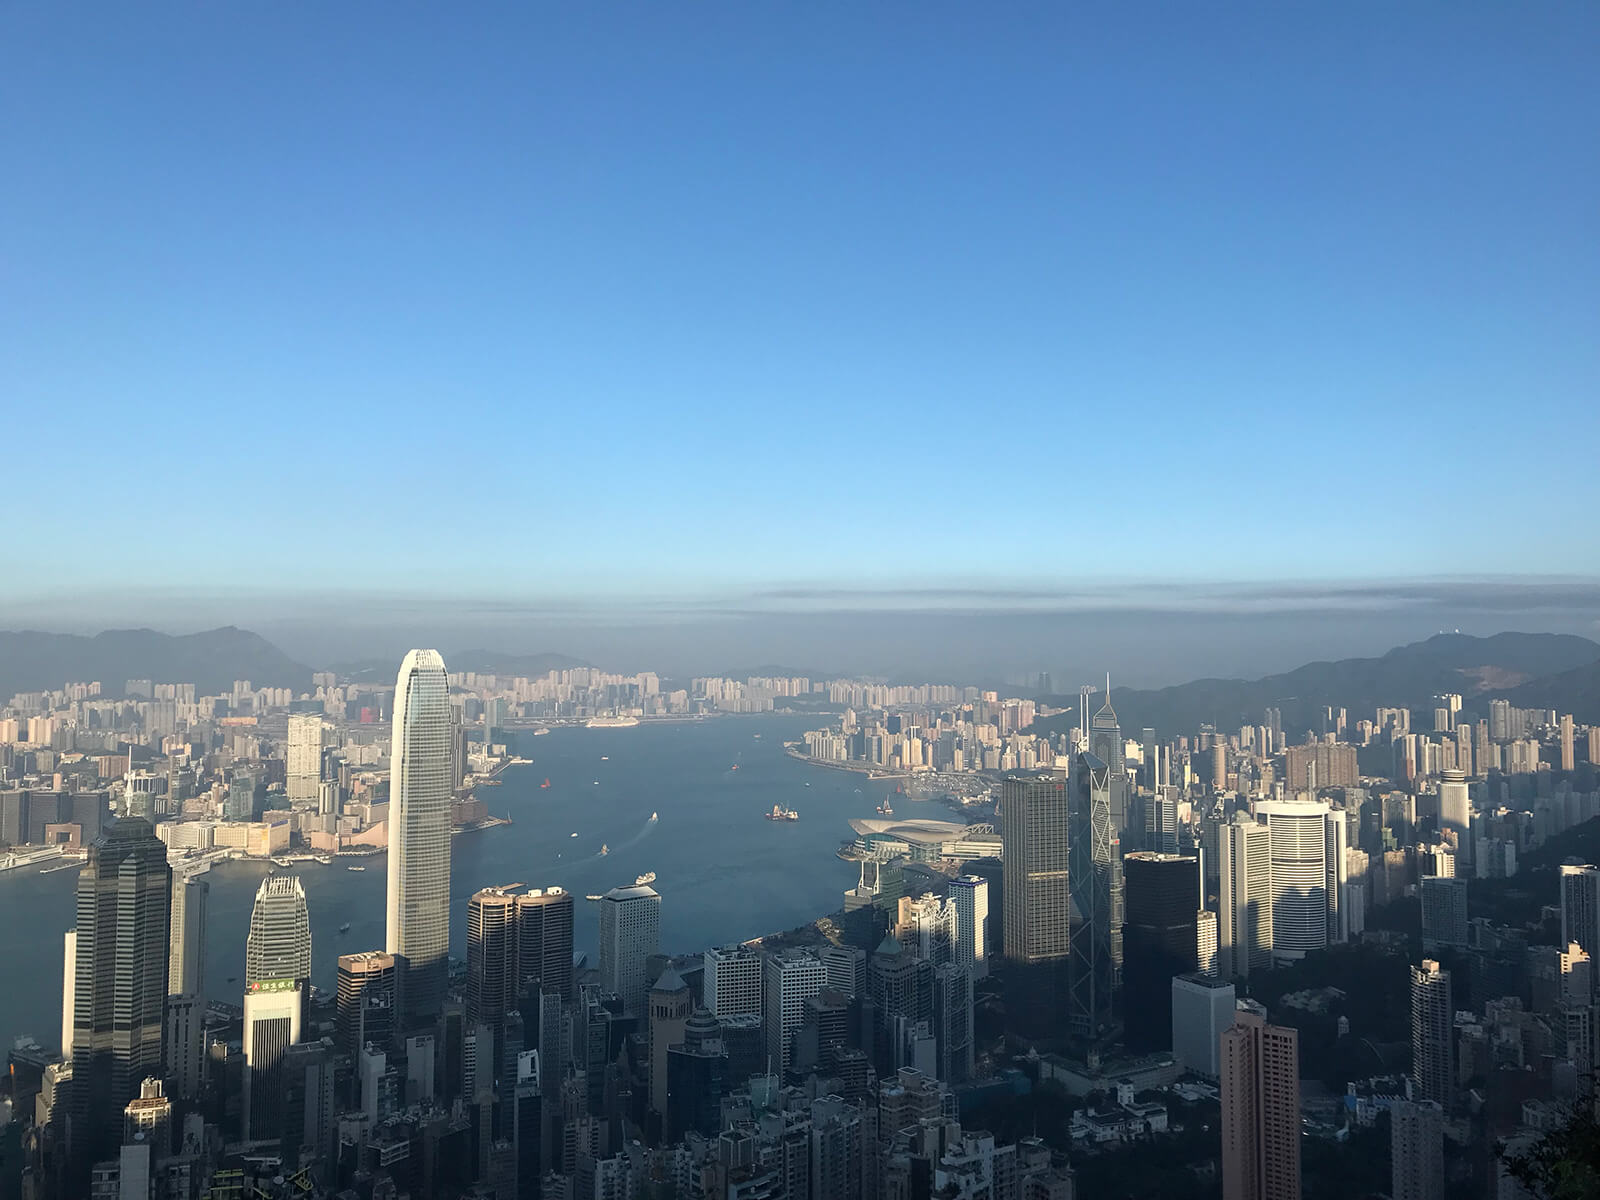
[4,575,1598,686]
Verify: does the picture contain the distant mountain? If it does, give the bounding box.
[1496,659,1600,725]
[0,626,312,700]
[1034,632,1600,739]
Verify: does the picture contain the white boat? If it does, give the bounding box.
[601,755,609,761]
[347,865,367,872]
[586,894,603,902]
[570,832,578,838]
[635,871,656,887]
[599,844,609,856]
[649,811,659,821]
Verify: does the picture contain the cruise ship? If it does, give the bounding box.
[586,716,640,728]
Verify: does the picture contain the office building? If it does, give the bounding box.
[948,875,989,981]
[516,886,575,1005]
[1197,910,1219,977]
[1122,852,1200,1049]
[68,818,171,1167]
[704,946,764,1019]
[764,949,826,1077]
[1390,1098,1445,1200]
[1437,770,1471,868]
[167,874,207,997]
[1068,752,1123,1041]
[244,875,312,1140]
[286,713,323,806]
[1220,1006,1301,1200]
[386,648,453,1030]
[932,962,974,1084]
[246,875,312,990]
[598,885,660,1016]
[1220,813,1273,979]
[999,771,1070,963]
[467,888,520,1029]
[336,951,397,1063]
[648,967,692,1116]
[820,943,866,999]
[1171,974,1235,1080]
[665,1008,727,1142]
[244,980,305,1140]
[1257,801,1330,960]
[1560,865,1600,992]
[1411,959,1453,1109]
[1420,876,1469,951]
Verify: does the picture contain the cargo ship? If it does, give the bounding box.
[765,805,799,822]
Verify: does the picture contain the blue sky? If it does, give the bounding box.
[2,2,1596,631]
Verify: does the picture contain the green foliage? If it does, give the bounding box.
[1501,1103,1600,1200]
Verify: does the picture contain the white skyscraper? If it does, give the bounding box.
[704,945,764,1019]
[286,713,324,806]
[949,875,990,981]
[763,949,826,1076]
[1437,770,1471,870]
[1258,800,1331,961]
[599,885,661,1016]
[1171,973,1235,1080]
[386,649,453,1030]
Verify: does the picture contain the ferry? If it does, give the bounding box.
[347,865,367,872]
[649,811,659,821]
[586,894,603,902]
[635,871,656,887]
[570,832,578,838]
[765,805,799,822]
[601,756,609,761]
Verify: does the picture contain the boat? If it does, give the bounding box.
[593,780,599,786]
[765,805,799,822]
[570,832,578,838]
[40,861,80,875]
[347,865,367,872]
[635,871,656,887]
[731,764,739,771]
[338,923,351,934]
[586,716,639,728]
[586,893,603,902]
[599,844,609,855]
[649,811,659,821]
[601,756,609,761]
[878,801,894,816]
[541,779,551,789]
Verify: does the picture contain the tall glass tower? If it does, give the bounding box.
[244,875,312,1141]
[68,818,172,1166]
[386,648,452,1030]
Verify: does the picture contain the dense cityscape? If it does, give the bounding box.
[0,640,1598,1199]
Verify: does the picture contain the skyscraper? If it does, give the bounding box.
[598,884,660,1016]
[1560,714,1576,772]
[516,886,575,1004]
[386,648,453,1030]
[1390,1098,1445,1200]
[1420,876,1469,951]
[1220,1006,1301,1200]
[337,951,397,1064]
[705,945,764,1019]
[648,967,692,1116]
[1560,864,1599,994]
[999,770,1070,964]
[1410,959,1453,1109]
[467,888,520,1030]
[244,876,312,1141]
[165,874,208,1101]
[286,713,324,806]
[1437,770,1471,869]
[1257,801,1330,961]
[1171,973,1235,1079]
[1067,752,1123,1042]
[948,875,989,981]
[1220,814,1273,978]
[68,818,172,1166]
[764,948,827,1078]
[1121,852,1201,1049]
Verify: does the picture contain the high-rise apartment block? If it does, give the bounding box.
[1410,959,1453,1109]
[1220,1006,1301,1200]
[286,713,323,805]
